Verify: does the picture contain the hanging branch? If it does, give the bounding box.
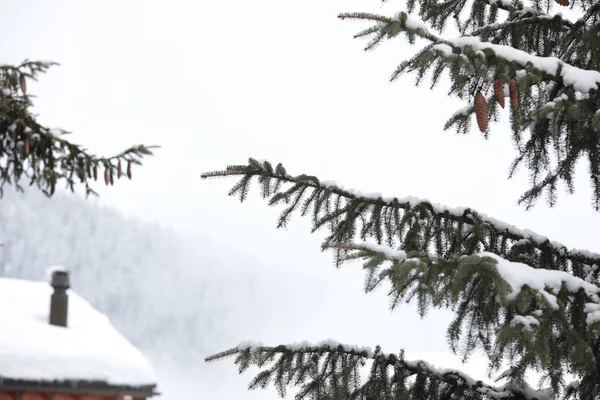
[0,60,157,198]
[205,340,554,400]
[201,159,600,281]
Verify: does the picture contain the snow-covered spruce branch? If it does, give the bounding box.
[338,11,599,92]
[323,242,600,380]
[201,159,600,282]
[0,61,157,198]
[405,0,571,37]
[466,2,572,45]
[470,14,569,40]
[205,340,553,399]
[339,10,600,210]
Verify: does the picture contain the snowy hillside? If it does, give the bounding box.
[0,186,259,365]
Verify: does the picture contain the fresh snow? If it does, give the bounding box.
[237,340,265,350]
[397,12,430,33]
[342,239,600,326]
[449,37,600,93]
[394,10,600,94]
[357,242,407,261]
[509,315,540,332]
[482,252,600,311]
[0,276,156,386]
[237,339,375,357]
[360,246,600,325]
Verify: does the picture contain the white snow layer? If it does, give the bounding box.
[388,11,600,94]
[0,276,156,385]
[237,338,375,357]
[358,242,407,261]
[509,315,540,332]
[449,37,600,93]
[481,252,600,312]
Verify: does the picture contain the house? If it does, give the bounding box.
[0,268,158,400]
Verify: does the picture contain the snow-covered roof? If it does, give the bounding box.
[0,276,156,387]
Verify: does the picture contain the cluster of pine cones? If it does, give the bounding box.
[474,80,518,133]
[473,0,573,132]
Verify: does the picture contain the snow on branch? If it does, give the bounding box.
[205,339,553,399]
[339,7,600,210]
[446,37,598,92]
[201,159,600,280]
[339,11,600,93]
[405,0,573,38]
[337,241,600,325]
[321,242,600,393]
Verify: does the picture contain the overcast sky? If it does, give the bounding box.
[1,1,599,398]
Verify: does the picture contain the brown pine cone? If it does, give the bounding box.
[509,80,519,110]
[19,74,26,94]
[474,91,489,133]
[494,80,505,109]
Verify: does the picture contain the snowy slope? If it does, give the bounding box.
[0,186,256,363]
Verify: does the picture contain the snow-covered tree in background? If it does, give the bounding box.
[203,0,600,399]
[0,61,155,197]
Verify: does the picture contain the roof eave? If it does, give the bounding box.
[0,378,158,397]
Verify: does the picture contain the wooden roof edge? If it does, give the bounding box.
[0,378,159,397]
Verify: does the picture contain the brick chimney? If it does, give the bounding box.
[49,270,70,328]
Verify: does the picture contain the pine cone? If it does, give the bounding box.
[19,74,26,94]
[494,80,505,108]
[117,160,122,179]
[93,164,98,181]
[555,0,569,6]
[474,91,488,133]
[127,161,132,179]
[509,80,519,110]
[24,138,30,157]
[104,167,109,185]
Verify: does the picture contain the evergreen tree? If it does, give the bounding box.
[202,1,600,399]
[0,61,155,198]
